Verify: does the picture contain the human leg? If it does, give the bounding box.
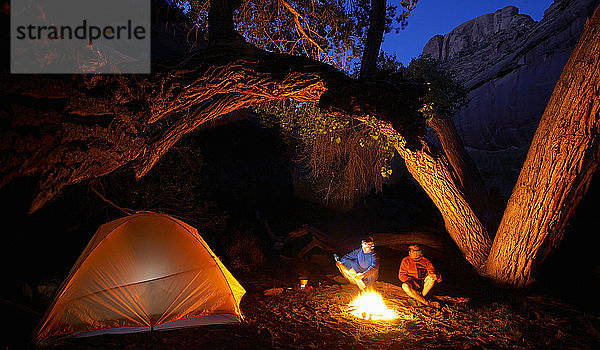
[336,262,366,289]
[422,274,437,297]
[362,271,378,288]
[401,281,429,306]
[336,261,353,279]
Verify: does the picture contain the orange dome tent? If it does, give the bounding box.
[35,212,246,342]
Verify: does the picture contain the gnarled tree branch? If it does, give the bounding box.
[0,42,427,213]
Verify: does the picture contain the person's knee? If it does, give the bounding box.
[401,282,411,292]
[342,261,354,270]
[425,275,437,284]
[370,272,379,284]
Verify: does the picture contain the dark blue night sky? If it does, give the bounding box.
[383,0,554,66]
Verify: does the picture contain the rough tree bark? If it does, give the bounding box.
[359,119,492,271]
[427,115,490,225]
[485,5,600,287]
[396,141,492,272]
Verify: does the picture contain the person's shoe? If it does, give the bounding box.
[428,301,441,309]
[404,298,420,307]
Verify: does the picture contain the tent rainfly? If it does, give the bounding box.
[35,212,246,342]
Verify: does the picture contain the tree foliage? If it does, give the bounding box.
[255,100,395,210]
[377,53,468,121]
[251,52,468,210]
[171,0,418,71]
[405,56,468,122]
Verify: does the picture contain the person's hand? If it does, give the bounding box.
[355,273,364,280]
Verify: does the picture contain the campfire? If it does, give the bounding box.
[347,290,398,321]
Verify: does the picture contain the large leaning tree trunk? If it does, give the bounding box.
[352,117,491,272]
[396,139,492,271]
[427,115,490,225]
[485,4,600,287]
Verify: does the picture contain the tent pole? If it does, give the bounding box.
[148,326,153,349]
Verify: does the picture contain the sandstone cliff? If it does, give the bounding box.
[421,0,600,196]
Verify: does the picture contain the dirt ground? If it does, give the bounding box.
[38,258,600,350]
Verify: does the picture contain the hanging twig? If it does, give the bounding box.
[277,0,334,64]
[91,187,135,216]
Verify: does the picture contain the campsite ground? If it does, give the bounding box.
[39,254,600,349]
[4,200,600,349]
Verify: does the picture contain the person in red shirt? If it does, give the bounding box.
[398,244,442,307]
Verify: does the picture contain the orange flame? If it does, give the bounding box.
[348,291,398,321]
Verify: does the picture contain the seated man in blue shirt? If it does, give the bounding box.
[334,237,379,290]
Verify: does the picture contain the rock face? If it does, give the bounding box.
[422,6,535,65]
[421,0,600,196]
